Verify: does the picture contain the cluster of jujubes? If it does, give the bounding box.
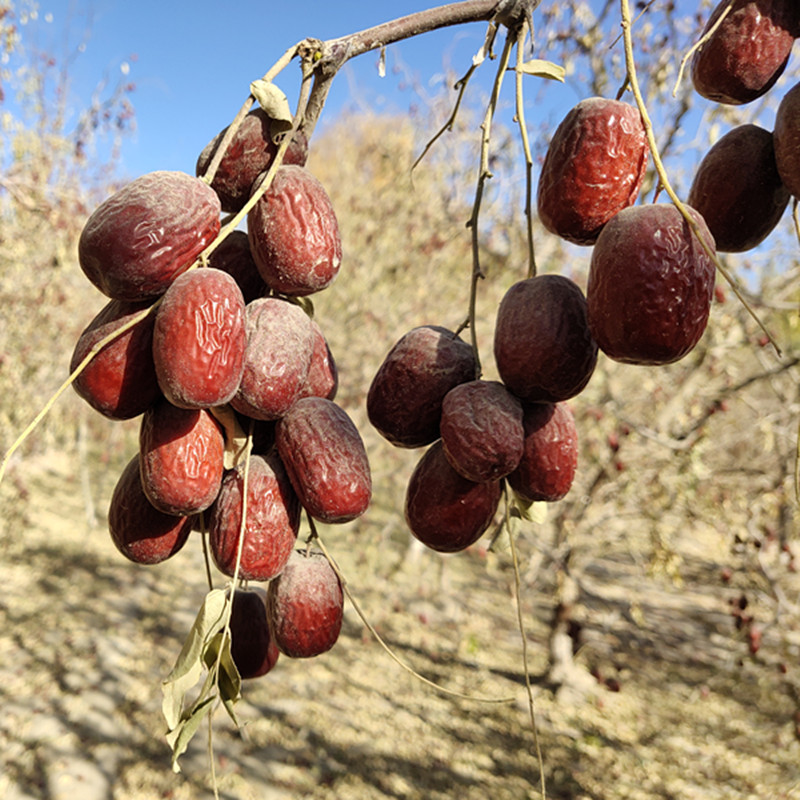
[381,0,800,558]
[72,110,367,677]
[368,85,719,555]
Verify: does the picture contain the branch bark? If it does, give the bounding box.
[301,0,540,138]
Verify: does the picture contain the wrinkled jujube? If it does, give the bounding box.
[587,204,716,365]
[70,298,160,420]
[687,124,789,252]
[494,274,598,403]
[277,397,371,524]
[405,440,502,554]
[537,97,648,245]
[440,380,524,483]
[78,171,221,301]
[267,549,344,659]
[196,108,309,213]
[139,399,225,516]
[153,267,247,409]
[247,165,342,297]
[230,297,315,421]
[108,455,193,565]
[229,588,280,679]
[367,325,477,448]
[691,0,800,105]
[507,402,579,504]
[208,452,300,582]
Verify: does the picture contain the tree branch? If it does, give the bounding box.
[301,0,539,138]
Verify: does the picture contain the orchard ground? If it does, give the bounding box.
[2,443,800,800]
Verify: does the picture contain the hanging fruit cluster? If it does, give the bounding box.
[71,108,367,677]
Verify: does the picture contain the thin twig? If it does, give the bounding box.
[506,490,547,799]
[466,29,515,375]
[412,62,480,173]
[312,527,515,705]
[0,300,155,485]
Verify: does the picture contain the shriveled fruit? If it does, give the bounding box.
[139,399,225,516]
[153,267,246,409]
[108,455,193,564]
[367,325,477,448]
[230,297,314,421]
[405,440,502,553]
[196,108,309,213]
[229,588,280,679]
[507,402,578,504]
[267,549,344,658]
[247,165,342,296]
[494,274,597,403]
[208,452,300,582]
[537,97,648,245]
[440,380,524,483]
[586,204,716,365]
[773,82,800,199]
[299,320,338,401]
[78,171,221,301]
[70,299,160,420]
[277,397,371,523]
[687,124,789,252]
[691,0,800,105]
[206,229,268,304]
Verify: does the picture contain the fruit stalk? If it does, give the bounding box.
[466,28,515,375]
[618,0,781,356]
[310,524,516,704]
[504,488,546,799]
[513,18,537,278]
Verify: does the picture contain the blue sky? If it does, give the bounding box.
[14,0,522,180]
[8,0,798,195]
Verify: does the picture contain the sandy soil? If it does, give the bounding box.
[2,449,800,800]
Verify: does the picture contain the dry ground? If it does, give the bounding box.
[2,447,800,800]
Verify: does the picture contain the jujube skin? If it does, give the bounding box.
[78,171,221,302]
[537,97,648,246]
[587,204,716,366]
[691,0,800,106]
